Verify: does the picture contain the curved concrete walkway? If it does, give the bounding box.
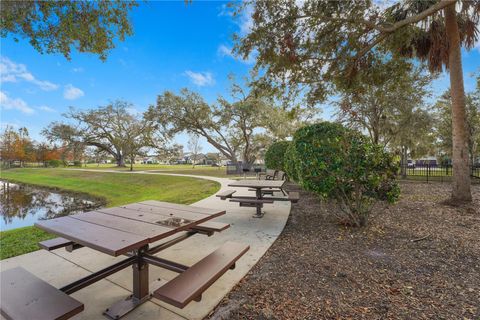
[0,170,291,320]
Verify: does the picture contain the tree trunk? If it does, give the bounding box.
[116,155,126,167]
[445,5,472,202]
[130,157,134,171]
[400,146,407,178]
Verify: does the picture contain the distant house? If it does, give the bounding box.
[195,153,208,165]
[411,156,438,166]
[141,156,159,164]
[175,155,190,164]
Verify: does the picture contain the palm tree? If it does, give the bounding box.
[385,0,477,201]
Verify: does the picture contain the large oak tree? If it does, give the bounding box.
[147,80,311,166]
[43,100,161,169]
[336,58,432,146]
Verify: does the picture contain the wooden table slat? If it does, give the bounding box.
[138,200,223,215]
[35,217,149,256]
[116,203,224,222]
[97,206,223,232]
[70,211,178,243]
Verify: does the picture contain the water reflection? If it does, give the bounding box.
[0,181,103,231]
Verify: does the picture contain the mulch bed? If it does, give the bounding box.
[209,181,480,320]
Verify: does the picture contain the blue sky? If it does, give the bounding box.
[1,1,479,153]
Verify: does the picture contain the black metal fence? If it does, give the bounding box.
[399,164,480,182]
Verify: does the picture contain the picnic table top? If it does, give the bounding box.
[35,200,225,257]
[228,179,286,189]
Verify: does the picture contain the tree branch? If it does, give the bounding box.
[381,0,456,33]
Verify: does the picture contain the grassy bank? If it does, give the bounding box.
[0,227,56,260]
[0,168,220,260]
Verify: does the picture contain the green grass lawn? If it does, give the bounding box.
[81,163,194,170]
[0,168,220,260]
[72,163,232,178]
[150,168,231,178]
[20,162,254,178]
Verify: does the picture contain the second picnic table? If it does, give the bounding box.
[0,200,249,320]
[227,179,286,218]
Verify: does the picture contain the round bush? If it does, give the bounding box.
[264,141,290,171]
[284,143,298,182]
[290,122,399,226]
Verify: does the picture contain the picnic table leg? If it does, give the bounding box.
[133,254,149,299]
[104,245,151,319]
[253,188,264,218]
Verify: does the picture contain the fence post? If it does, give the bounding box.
[427,164,430,183]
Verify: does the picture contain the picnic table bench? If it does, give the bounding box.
[288,191,300,203]
[0,267,84,320]
[154,241,248,308]
[0,200,248,320]
[230,198,274,208]
[216,189,236,200]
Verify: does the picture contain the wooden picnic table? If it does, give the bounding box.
[228,180,286,217]
[18,200,249,320]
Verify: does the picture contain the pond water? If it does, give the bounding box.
[0,181,104,231]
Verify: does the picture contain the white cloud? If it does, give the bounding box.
[126,106,140,116]
[63,84,84,100]
[0,91,35,115]
[0,122,19,130]
[34,79,58,91]
[72,67,84,73]
[238,4,253,36]
[185,71,215,87]
[218,45,234,58]
[0,56,59,91]
[38,105,55,113]
[220,3,252,36]
[218,3,233,17]
[218,44,256,64]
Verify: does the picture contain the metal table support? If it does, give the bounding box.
[59,231,203,319]
[254,188,263,218]
[104,245,151,319]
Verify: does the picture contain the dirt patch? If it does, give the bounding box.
[209,181,480,320]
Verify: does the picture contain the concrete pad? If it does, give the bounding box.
[1,172,291,320]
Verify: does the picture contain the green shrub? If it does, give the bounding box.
[48,159,62,167]
[290,122,399,227]
[73,160,82,167]
[284,143,298,182]
[264,141,290,171]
